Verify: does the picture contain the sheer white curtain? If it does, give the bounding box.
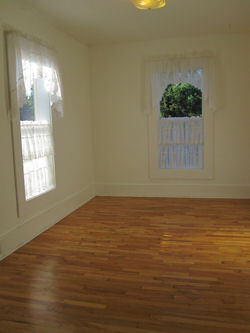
[144,53,216,114]
[7,32,63,118]
[21,121,55,200]
[158,117,204,169]
[6,32,62,200]
[144,53,215,170]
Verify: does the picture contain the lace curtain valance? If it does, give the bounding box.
[144,54,216,114]
[159,117,204,145]
[7,33,63,118]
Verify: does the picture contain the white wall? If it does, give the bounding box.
[91,34,250,198]
[0,0,95,260]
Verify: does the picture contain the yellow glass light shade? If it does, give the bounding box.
[130,0,166,10]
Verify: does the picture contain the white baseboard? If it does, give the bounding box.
[0,184,95,261]
[95,182,250,199]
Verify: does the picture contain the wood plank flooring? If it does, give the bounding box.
[1,197,250,332]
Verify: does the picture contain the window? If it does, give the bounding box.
[145,54,215,179]
[159,82,203,170]
[20,76,56,200]
[6,32,63,215]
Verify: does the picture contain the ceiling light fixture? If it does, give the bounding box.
[130,0,166,10]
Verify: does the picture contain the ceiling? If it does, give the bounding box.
[24,0,250,45]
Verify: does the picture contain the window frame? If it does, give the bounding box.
[6,33,59,217]
[146,73,214,180]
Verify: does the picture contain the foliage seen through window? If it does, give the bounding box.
[160,83,202,118]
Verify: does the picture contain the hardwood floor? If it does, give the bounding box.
[1,197,250,333]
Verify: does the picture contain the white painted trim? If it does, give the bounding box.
[95,182,250,199]
[0,184,95,261]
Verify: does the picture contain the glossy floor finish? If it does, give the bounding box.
[1,197,250,333]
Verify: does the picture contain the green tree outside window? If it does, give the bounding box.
[160,83,202,118]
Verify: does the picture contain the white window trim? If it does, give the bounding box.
[144,54,215,180]
[6,32,61,217]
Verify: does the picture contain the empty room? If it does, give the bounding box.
[0,0,250,332]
